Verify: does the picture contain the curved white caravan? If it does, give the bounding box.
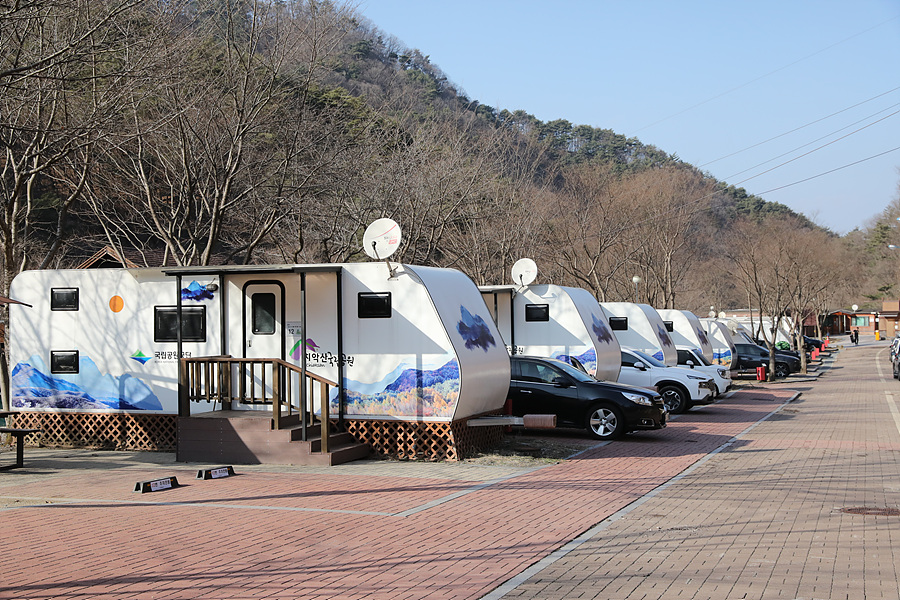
[480,284,621,382]
[699,319,737,369]
[600,302,677,366]
[8,263,509,424]
[657,309,714,362]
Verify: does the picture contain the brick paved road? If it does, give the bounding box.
[2,341,897,600]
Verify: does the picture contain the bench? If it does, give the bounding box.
[0,427,41,470]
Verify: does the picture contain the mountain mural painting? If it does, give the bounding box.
[12,355,163,411]
[553,347,598,376]
[335,358,460,418]
[456,306,496,352]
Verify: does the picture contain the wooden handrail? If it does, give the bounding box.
[180,356,337,453]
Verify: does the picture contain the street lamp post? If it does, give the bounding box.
[632,276,641,303]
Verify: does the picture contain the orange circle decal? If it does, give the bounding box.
[109,295,124,313]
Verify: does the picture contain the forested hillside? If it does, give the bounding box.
[1,0,892,314]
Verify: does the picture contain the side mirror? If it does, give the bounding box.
[552,376,571,388]
[686,360,695,369]
[633,362,647,371]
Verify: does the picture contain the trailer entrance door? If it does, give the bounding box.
[243,282,285,359]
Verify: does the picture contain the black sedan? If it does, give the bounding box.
[508,356,667,440]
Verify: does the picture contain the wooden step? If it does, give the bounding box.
[176,414,370,466]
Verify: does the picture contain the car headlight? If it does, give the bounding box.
[623,392,653,406]
[717,368,728,378]
[687,374,706,380]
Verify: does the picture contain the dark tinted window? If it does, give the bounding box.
[154,306,206,342]
[517,360,563,384]
[524,304,549,322]
[663,321,674,332]
[676,349,693,364]
[252,293,276,334]
[609,317,628,331]
[358,293,391,318]
[50,350,79,373]
[51,288,79,311]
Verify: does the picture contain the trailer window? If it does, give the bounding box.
[154,306,206,342]
[252,293,276,334]
[358,293,391,318]
[525,304,549,322]
[663,321,674,332]
[50,350,79,374]
[51,288,79,311]
[609,317,628,331]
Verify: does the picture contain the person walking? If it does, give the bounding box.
[852,329,859,345]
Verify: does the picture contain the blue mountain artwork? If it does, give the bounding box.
[656,324,674,347]
[697,328,710,346]
[456,306,496,352]
[591,314,615,344]
[11,355,162,411]
[336,359,460,418]
[553,347,598,375]
[181,280,214,302]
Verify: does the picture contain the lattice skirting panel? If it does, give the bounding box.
[8,413,178,451]
[339,415,504,461]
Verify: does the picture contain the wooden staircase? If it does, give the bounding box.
[177,411,370,466]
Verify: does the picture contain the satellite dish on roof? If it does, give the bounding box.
[718,311,727,319]
[511,258,537,287]
[363,218,402,260]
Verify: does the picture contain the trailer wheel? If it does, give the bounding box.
[586,405,624,440]
[659,385,689,414]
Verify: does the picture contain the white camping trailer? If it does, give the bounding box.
[8,263,510,426]
[600,302,677,366]
[699,319,737,368]
[657,309,714,362]
[480,284,621,381]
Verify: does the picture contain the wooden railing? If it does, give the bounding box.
[180,356,338,452]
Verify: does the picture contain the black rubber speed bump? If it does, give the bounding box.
[196,466,235,480]
[133,476,179,493]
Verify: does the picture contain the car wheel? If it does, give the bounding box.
[586,405,625,440]
[659,385,689,414]
[774,363,789,378]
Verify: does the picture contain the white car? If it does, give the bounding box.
[617,349,716,414]
[676,346,732,396]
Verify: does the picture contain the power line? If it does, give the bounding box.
[729,108,900,187]
[758,146,900,195]
[698,86,900,169]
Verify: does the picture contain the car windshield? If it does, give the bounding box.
[629,350,668,368]
[691,351,712,366]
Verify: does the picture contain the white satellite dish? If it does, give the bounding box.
[363,218,402,260]
[718,311,727,319]
[511,258,538,287]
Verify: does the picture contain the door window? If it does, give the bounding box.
[252,293,276,334]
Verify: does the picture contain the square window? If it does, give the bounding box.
[663,321,674,332]
[609,317,628,331]
[358,293,391,319]
[525,304,550,322]
[50,350,79,374]
[154,306,206,342]
[51,288,79,311]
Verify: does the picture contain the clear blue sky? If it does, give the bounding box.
[356,0,900,234]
